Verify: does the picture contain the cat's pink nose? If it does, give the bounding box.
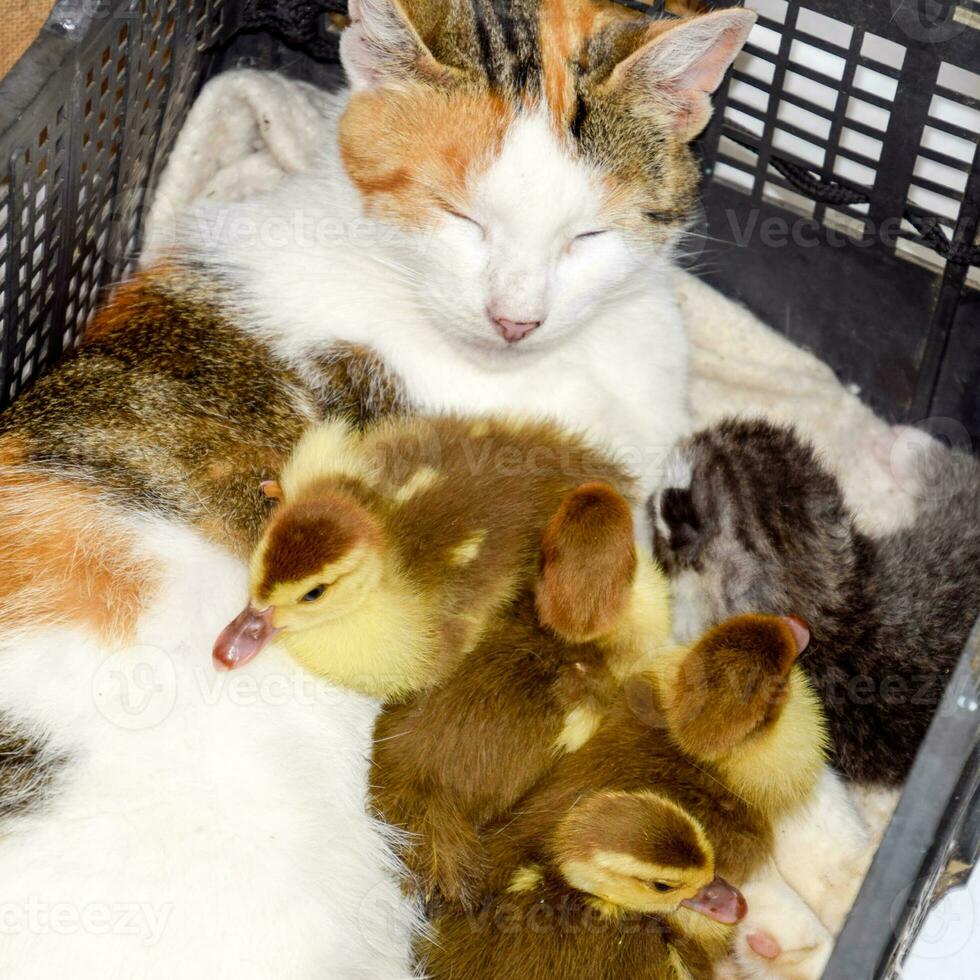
[492,316,542,343]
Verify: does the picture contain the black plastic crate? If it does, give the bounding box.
[1,2,978,977]
[0,0,226,405]
[697,0,980,443]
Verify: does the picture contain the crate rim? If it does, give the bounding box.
[823,616,980,978]
[0,1,105,135]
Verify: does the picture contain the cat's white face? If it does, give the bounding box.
[401,112,651,358]
[338,0,755,361]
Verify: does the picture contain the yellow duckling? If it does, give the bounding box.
[213,414,663,699]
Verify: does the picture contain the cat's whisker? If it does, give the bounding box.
[358,253,426,286]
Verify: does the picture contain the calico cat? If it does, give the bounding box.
[0,263,422,979]
[649,417,980,786]
[183,0,757,496]
[0,3,757,973]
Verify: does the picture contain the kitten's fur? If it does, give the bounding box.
[649,417,980,786]
[181,0,756,496]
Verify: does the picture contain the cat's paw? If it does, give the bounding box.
[733,927,832,980]
[792,848,873,934]
[773,768,875,933]
[734,864,833,980]
[849,784,900,847]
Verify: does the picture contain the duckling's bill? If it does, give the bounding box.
[680,876,747,924]
[213,604,281,670]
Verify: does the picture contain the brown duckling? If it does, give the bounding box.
[426,787,746,980]
[417,612,823,980]
[213,416,671,900]
[370,476,672,902]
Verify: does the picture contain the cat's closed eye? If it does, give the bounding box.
[574,230,608,241]
[440,206,484,236]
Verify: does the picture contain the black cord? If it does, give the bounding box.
[727,132,871,207]
[724,128,979,267]
[905,210,980,267]
[235,0,346,62]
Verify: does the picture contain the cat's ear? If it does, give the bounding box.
[341,0,449,92]
[606,9,756,141]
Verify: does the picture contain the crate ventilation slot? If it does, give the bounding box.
[711,1,980,281]
[722,126,980,271]
[0,0,227,407]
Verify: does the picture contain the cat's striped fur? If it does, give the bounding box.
[0,261,421,979]
[341,0,750,240]
[650,418,980,785]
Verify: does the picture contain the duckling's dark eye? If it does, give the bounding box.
[652,881,674,892]
[301,584,327,603]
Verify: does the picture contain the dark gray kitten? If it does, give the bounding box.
[648,417,980,786]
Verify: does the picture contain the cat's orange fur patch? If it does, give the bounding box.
[0,434,25,468]
[84,263,176,342]
[538,0,586,125]
[0,456,156,644]
[340,87,513,225]
[84,276,146,342]
[340,0,706,231]
[538,0,637,128]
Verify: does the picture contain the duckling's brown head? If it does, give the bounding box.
[256,491,384,622]
[555,790,746,924]
[213,489,385,671]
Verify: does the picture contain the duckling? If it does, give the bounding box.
[550,614,830,980]
[419,613,824,980]
[214,415,672,903]
[213,414,645,697]
[424,789,746,980]
[489,613,823,886]
[370,477,673,902]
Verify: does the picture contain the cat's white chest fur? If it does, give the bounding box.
[196,183,690,501]
[360,283,690,492]
[0,521,420,979]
